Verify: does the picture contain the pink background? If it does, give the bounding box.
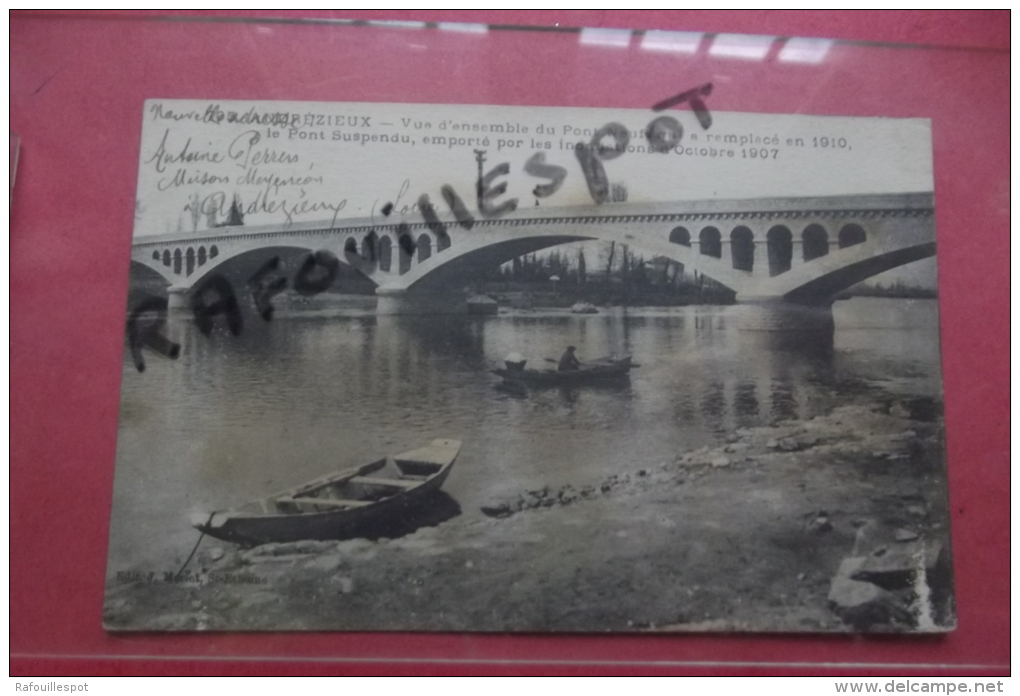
[10,11,1009,675]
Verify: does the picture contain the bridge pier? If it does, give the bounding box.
[375,288,467,315]
[167,286,190,311]
[733,299,834,334]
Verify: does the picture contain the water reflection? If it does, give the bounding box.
[769,380,799,422]
[734,381,759,422]
[738,327,835,360]
[110,298,943,569]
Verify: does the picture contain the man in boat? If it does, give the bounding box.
[558,346,581,372]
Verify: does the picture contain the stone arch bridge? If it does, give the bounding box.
[131,192,934,325]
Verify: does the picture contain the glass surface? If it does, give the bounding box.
[10,13,1009,672]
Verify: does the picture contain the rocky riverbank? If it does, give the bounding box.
[104,397,952,633]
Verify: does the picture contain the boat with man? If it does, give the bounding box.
[493,355,638,387]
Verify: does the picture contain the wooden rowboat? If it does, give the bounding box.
[191,439,461,546]
[493,357,637,386]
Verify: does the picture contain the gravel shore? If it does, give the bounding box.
[104,397,952,633]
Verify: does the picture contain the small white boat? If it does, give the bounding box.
[467,294,499,315]
[192,439,462,546]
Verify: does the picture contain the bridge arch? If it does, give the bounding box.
[343,236,358,258]
[361,232,378,264]
[839,224,866,248]
[767,225,793,276]
[699,227,721,258]
[379,236,393,272]
[128,259,173,287]
[731,226,754,272]
[669,226,691,246]
[803,224,829,261]
[397,233,414,274]
[417,233,432,262]
[398,235,594,292]
[779,242,935,302]
[136,243,385,295]
[388,226,749,296]
[162,249,171,266]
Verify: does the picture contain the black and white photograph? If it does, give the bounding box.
[104,99,952,633]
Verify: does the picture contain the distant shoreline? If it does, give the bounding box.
[126,271,936,314]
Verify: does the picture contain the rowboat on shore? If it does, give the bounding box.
[191,439,462,546]
[493,356,638,386]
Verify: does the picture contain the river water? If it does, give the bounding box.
[107,297,943,571]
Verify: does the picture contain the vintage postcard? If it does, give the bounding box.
[104,98,952,632]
